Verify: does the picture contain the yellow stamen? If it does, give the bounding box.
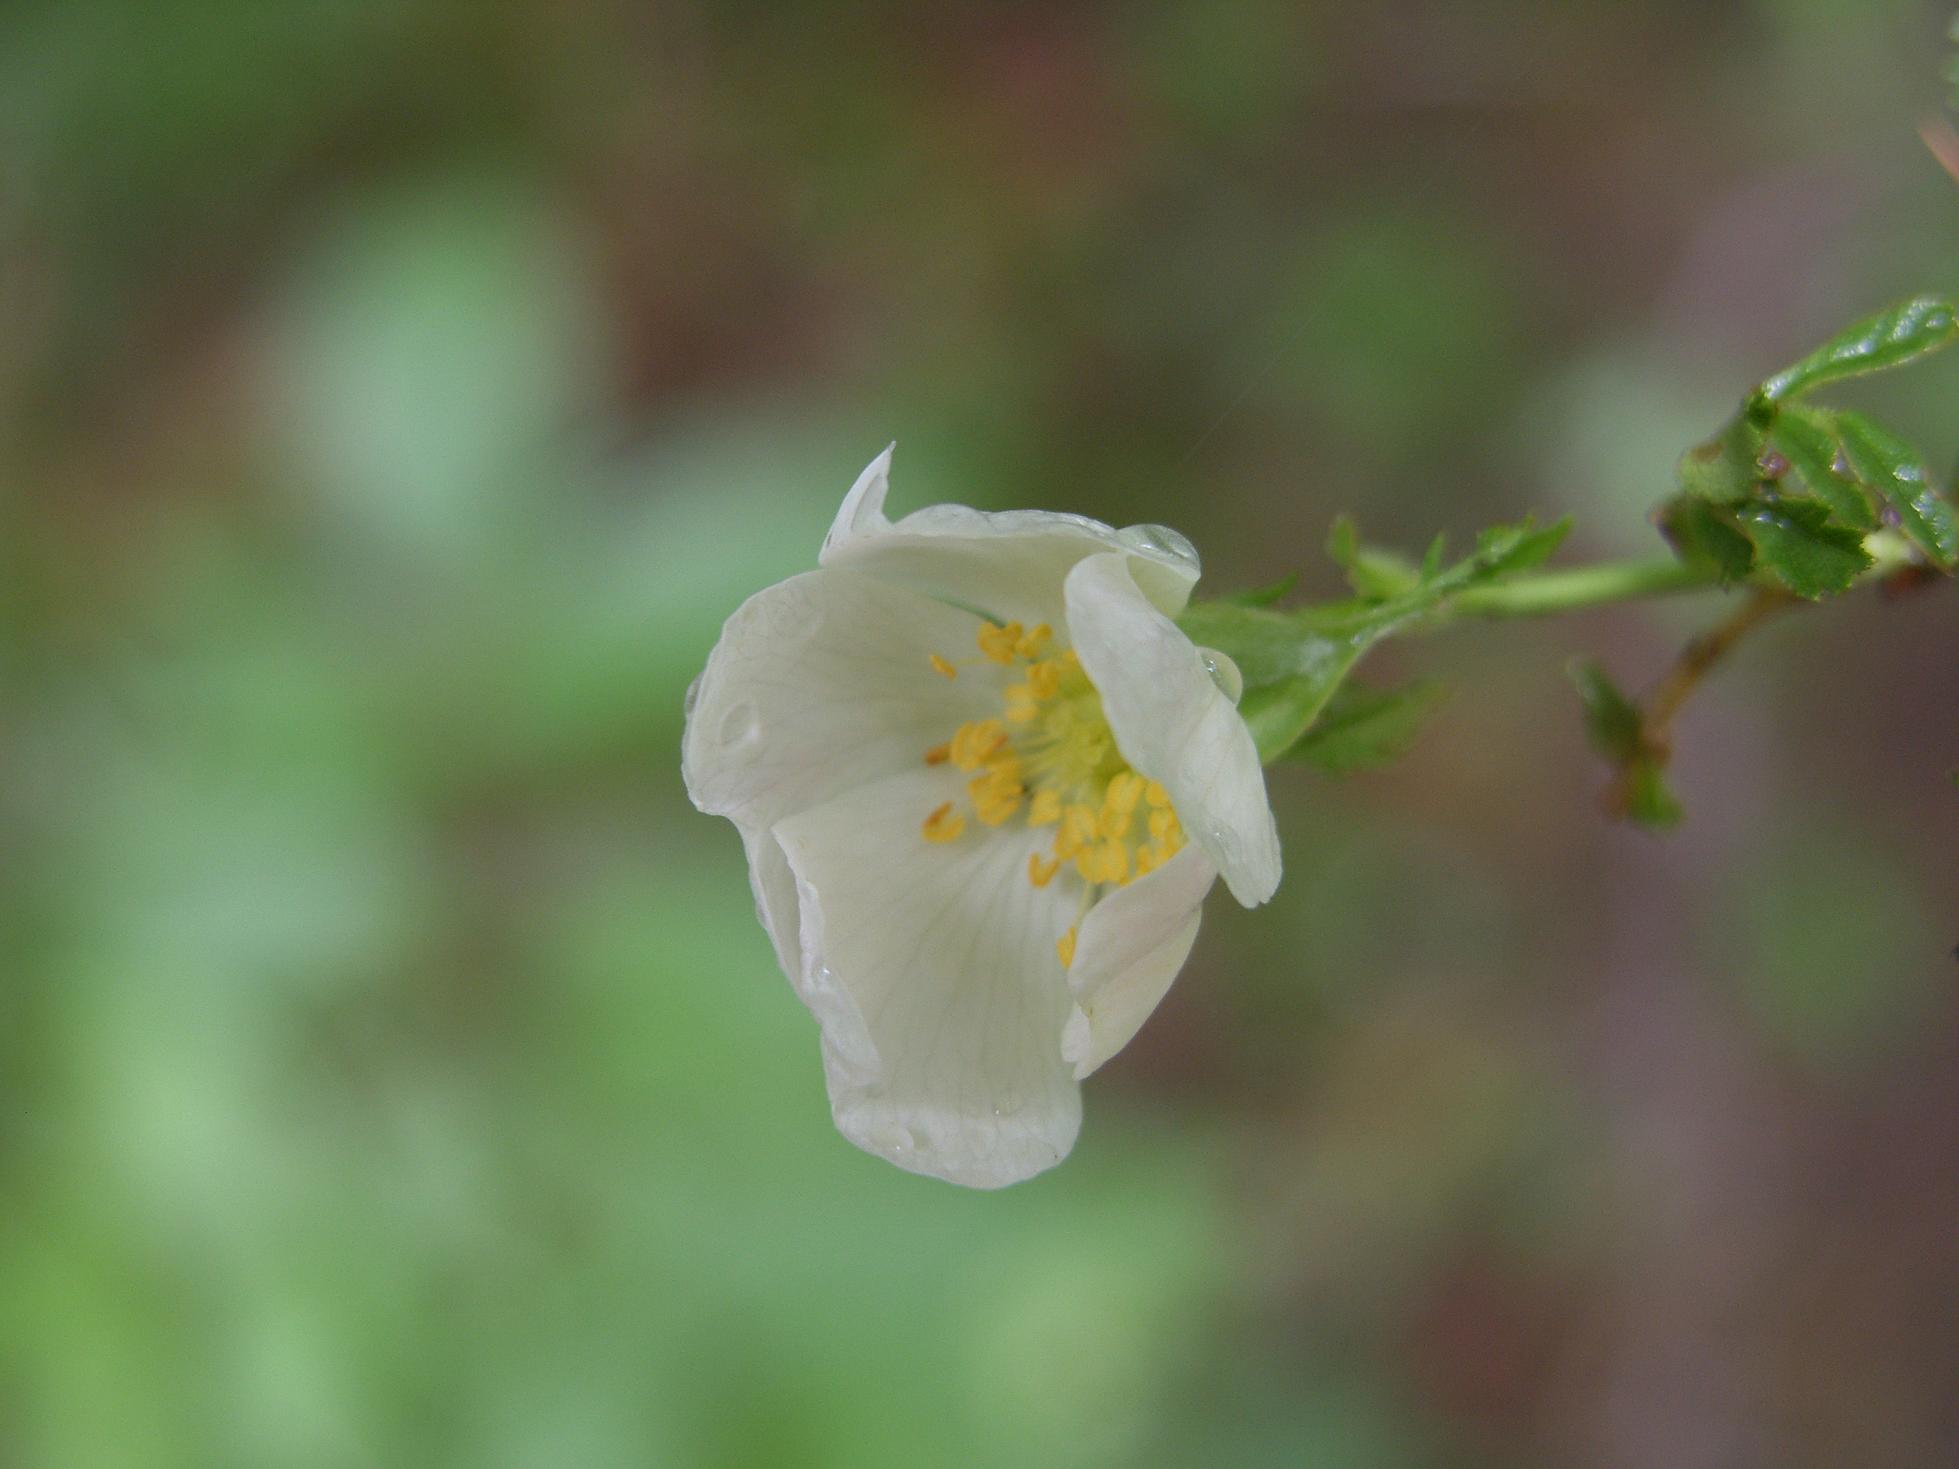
[919,624,1187,898]
[968,765,1025,826]
[1105,772,1144,814]
[1056,803,1098,859]
[922,803,965,843]
[949,719,1007,770]
[1094,839,1130,885]
[1056,926,1077,968]
[976,621,1023,665]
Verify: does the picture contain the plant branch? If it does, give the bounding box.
[1639,586,1795,746]
[1444,557,1717,618]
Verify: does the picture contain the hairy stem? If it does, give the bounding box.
[1444,557,1717,618]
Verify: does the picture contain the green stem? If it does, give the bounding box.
[1444,557,1717,618]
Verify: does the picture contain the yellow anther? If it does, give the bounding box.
[976,621,1023,664]
[1056,803,1098,858]
[1095,839,1130,885]
[968,759,1025,826]
[949,719,1007,770]
[929,653,958,680]
[1056,926,1077,968]
[1105,772,1144,814]
[920,625,1168,887]
[922,803,965,843]
[1073,838,1128,886]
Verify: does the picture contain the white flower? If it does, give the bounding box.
[682,448,1280,1187]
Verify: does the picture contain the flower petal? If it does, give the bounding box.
[773,767,1083,1187]
[1061,845,1217,1079]
[683,568,998,970]
[821,446,1201,627]
[1064,552,1281,907]
[683,567,997,828]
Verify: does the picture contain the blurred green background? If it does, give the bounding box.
[3,2,1957,1465]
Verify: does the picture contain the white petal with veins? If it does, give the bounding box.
[683,568,997,969]
[1061,844,1217,1079]
[1064,552,1282,907]
[822,446,1202,628]
[774,768,1082,1188]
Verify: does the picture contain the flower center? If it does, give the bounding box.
[918,619,1187,967]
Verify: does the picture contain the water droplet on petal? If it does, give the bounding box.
[1198,647,1243,704]
[1117,522,1200,575]
[718,699,760,746]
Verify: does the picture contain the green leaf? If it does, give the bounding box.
[1287,678,1451,773]
[1659,495,1755,581]
[1832,411,1959,569]
[1622,762,1685,831]
[1473,517,1572,577]
[1566,661,1684,831]
[1325,514,1359,568]
[1419,532,1447,582]
[1175,604,1356,689]
[1237,658,1366,763]
[1195,512,1580,762]
[1325,514,1422,599]
[1733,498,1870,598]
[1765,408,1877,532]
[1349,546,1423,600]
[1567,660,1643,764]
[1675,413,1767,501]
[1758,296,1959,403]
